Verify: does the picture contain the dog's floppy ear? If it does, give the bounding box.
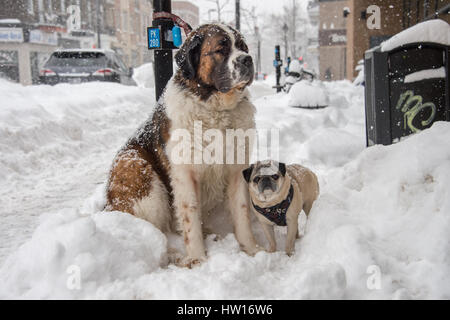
[279,162,286,176]
[242,165,254,183]
[175,33,203,80]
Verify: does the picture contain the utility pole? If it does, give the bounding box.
[282,23,288,62]
[255,26,261,75]
[153,0,174,101]
[96,0,101,48]
[235,0,240,31]
[292,0,296,57]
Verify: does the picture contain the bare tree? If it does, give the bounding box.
[268,0,307,59]
[206,0,231,23]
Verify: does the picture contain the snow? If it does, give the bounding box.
[287,80,329,108]
[0,19,21,24]
[132,63,155,88]
[404,67,446,83]
[288,60,303,73]
[1,75,449,299]
[381,19,450,52]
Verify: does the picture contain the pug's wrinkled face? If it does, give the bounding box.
[175,24,254,99]
[243,160,287,202]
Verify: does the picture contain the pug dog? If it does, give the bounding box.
[242,160,319,255]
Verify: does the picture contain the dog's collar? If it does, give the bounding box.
[252,185,294,226]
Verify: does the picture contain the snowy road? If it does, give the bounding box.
[0,76,449,299]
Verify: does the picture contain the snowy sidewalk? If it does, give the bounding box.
[0,80,154,263]
[0,79,449,299]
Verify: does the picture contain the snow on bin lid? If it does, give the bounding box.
[381,19,450,52]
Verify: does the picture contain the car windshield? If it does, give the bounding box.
[47,52,107,67]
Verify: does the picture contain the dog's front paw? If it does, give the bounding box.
[266,246,276,253]
[175,255,207,269]
[243,244,264,257]
[285,250,295,257]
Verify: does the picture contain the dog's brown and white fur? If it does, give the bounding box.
[243,160,319,255]
[105,24,259,266]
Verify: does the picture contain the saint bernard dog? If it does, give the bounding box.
[105,24,260,267]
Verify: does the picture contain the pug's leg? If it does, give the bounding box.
[260,221,276,252]
[285,214,299,256]
[227,169,260,256]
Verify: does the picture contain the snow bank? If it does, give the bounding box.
[381,19,450,52]
[0,79,152,181]
[0,211,167,299]
[1,79,449,299]
[1,120,448,299]
[288,81,329,108]
[132,63,155,88]
[0,79,154,261]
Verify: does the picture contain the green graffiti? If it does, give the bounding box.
[395,90,436,133]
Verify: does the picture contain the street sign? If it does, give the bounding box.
[147,27,161,49]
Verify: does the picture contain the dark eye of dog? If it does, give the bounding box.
[253,177,260,183]
[272,174,279,180]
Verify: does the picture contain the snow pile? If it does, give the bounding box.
[0,79,154,261]
[353,60,365,86]
[381,19,450,52]
[132,63,155,88]
[0,211,167,299]
[287,80,329,108]
[0,79,449,299]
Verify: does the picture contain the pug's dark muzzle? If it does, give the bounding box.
[258,176,276,193]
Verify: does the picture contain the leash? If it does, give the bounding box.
[152,12,193,36]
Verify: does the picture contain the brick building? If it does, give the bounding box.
[112,0,153,67]
[318,0,349,81]
[318,0,449,81]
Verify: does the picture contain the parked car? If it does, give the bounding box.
[39,49,135,85]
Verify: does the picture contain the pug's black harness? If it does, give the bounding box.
[252,185,294,226]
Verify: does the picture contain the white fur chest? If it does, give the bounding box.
[164,80,256,212]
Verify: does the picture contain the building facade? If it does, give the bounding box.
[318,0,349,81]
[345,0,449,80]
[172,0,200,29]
[112,0,153,67]
[318,0,449,81]
[0,0,160,84]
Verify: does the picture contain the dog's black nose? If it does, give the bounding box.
[261,176,273,191]
[237,55,253,67]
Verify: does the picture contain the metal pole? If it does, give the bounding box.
[235,0,240,31]
[96,0,101,48]
[153,0,174,102]
[275,45,281,93]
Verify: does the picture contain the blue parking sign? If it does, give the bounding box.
[148,27,161,49]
